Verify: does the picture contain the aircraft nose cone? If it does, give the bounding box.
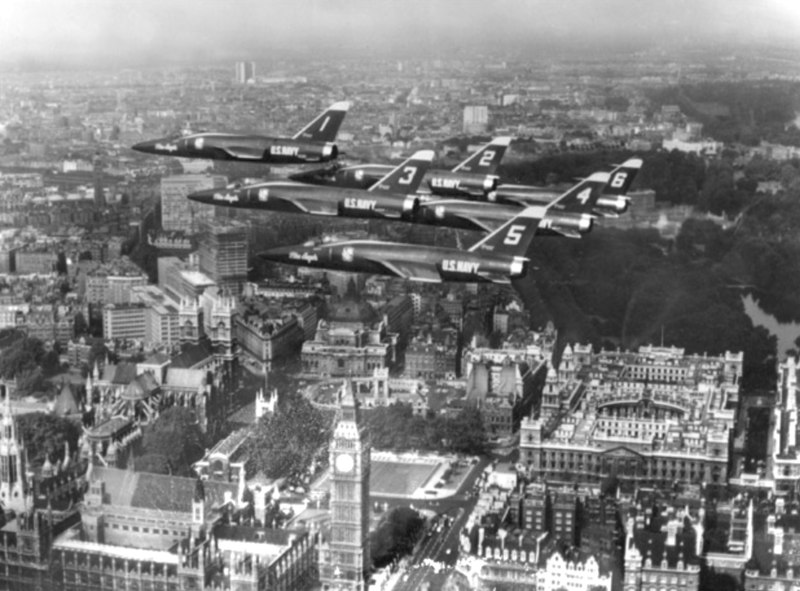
[187,188,216,204]
[131,140,157,154]
[258,245,296,263]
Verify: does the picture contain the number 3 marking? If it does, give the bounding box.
[398,166,417,185]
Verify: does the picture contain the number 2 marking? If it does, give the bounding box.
[503,224,525,245]
[479,150,496,167]
[398,166,417,185]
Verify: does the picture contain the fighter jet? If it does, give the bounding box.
[131,101,350,165]
[257,159,644,284]
[187,150,434,222]
[489,158,641,218]
[258,202,548,284]
[415,158,642,238]
[289,136,513,198]
[192,157,640,239]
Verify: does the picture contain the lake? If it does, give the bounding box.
[742,293,800,359]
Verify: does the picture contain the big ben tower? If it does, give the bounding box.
[320,380,371,590]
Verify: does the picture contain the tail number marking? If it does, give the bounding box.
[503,224,526,245]
[576,188,592,204]
[478,150,496,167]
[398,166,417,185]
[610,172,628,188]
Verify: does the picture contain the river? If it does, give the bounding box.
[742,293,800,359]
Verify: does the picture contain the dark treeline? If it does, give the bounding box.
[516,224,778,391]
[647,81,800,146]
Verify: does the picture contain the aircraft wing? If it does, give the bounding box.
[475,271,513,284]
[219,145,265,160]
[376,259,442,282]
[548,227,583,239]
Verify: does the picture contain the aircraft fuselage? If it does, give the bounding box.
[261,240,527,284]
[133,134,337,164]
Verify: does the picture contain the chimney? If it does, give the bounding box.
[666,519,678,547]
[774,527,784,556]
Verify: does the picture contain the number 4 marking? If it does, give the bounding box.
[576,188,592,204]
[503,224,525,245]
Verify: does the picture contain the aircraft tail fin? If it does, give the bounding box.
[453,136,513,174]
[548,171,611,213]
[293,101,350,142]
[603,158,643,195]
[468,205,547,258]
[369,150,434,194]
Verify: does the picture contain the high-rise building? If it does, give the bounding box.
[235,61,256,84]
[160,174,227,233]
[463,105,489,134]
[197,220,249,295]
[319,381,371,590]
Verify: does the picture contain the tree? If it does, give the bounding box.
[0,336,45,380]
[141,407,206,477]
[370,507,425,568]
[245,394,333,485]
[16,413,81,466]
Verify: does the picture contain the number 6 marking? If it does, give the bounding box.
[610,172,627,189]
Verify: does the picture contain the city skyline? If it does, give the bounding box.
[2,0,800,69]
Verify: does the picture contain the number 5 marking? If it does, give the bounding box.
[398,166,417,185]
[503,224,525,245]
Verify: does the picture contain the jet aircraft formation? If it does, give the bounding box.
[133,102,643,285]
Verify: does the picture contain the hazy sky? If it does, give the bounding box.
[2,0,799,68]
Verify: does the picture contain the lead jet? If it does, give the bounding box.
[258,202,549,285]
[290,136,513,198]
[131,101,350,165]
[415,158,642,238]
[187,150,434,222]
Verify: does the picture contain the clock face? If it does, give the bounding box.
[335,453,354,473]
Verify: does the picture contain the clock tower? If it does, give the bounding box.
[320,380,371,590]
